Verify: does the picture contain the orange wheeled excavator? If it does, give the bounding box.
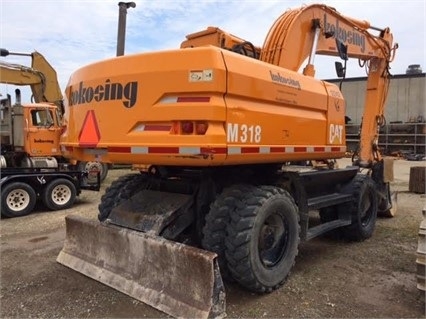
[57,4,398,318]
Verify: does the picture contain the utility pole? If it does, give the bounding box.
[116,2,136,56]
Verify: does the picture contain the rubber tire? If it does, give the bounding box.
[1,182,37,218]
[202,184,255,281]
[225,186,300,293]
[78,161,109,183]
[42,178,77,211]
[98,173,148,221]
[341,174,378,241]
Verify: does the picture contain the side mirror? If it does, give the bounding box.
[335,39,348,61]
[335,61,346,78]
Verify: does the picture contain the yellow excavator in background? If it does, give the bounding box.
[0,48,109,182]
[57,4,398,318]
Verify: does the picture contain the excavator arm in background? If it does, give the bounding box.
[0,48,109,183]
[0,48,64,112]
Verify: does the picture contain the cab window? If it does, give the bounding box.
[30,109,54,126]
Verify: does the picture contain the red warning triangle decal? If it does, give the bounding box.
[78,110,101,147]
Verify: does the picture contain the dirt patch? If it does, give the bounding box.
[1,159,425,318]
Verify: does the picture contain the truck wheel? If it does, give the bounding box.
[98,173,148,221]
[225,186,300,293]
[78,161,109,184]
[1,182,37,218]
[42,178,77,210]
[342,174,378,241]
[202,184,254,281]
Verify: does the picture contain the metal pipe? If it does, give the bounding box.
[0,48,31,57]
[116,2,136,57]
[307,26,321,66]
[15,89,21,105]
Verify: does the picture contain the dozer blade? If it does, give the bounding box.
[57,215,226,319]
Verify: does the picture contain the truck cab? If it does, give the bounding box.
[1,92,63,168]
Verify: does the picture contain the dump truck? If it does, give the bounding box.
[57,4,398,318]
[0,48,109,182]
[0,93,100,217]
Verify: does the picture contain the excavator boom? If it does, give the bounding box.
[0,49,63,110]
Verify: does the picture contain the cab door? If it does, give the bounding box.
[25,106,62,157]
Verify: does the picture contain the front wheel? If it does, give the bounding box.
[1,182,37,218]
[42,178,77,210]
[341,174,378,241]
[225,186,300,293]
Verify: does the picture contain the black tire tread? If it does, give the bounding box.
[202,184,255,281]
[98,173,148,221]
[225,185,300,293]
[341,174,378,241]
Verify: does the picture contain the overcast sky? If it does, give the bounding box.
[0,0,425,102]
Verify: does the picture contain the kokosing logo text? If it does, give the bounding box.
[69,79,138,108]
[324,14,366,53]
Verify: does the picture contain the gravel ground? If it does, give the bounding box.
[1,158,425,318]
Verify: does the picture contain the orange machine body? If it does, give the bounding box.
[61,47,346,166]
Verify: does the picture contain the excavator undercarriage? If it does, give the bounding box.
[58,162,395,318]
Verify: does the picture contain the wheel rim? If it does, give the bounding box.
[6,189,30,212]
[51,184,72,205]
[258,212,289,268]
[84,162,102,182]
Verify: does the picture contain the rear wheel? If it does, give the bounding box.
[225,186,300,293]
[1,182,37,218]
[98,173,148,221]
[202,184,254,281]
[342,174,378,241]
[42,178,77,210]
